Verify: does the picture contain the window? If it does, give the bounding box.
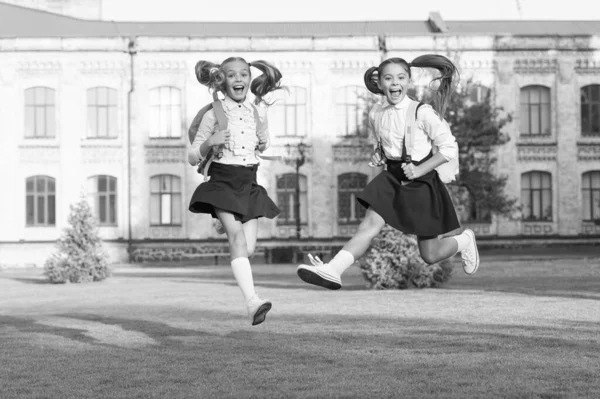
[521,171,552,221]
[469,84,490,103]
[338,173,367,223]
[24,87,56,138]
[87,87,118,138]
[25,176,56,226]
[276,173,307,225]
[150,175,182,225]
[335,86,369,137]
[581,85,600,136]
[519,85,551,136]
[149,86,181,138]
[582,171,600,221]
[87,175,117,226]
[270,86,307,137]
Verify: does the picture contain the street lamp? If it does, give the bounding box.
[284,141,307,240]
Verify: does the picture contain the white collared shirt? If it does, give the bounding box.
[368,96,458,162]
[191,96,269,165]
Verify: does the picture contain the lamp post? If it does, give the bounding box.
[284,142,307,240]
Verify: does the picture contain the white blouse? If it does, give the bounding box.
[368,96,458,162]
[190,96,269,166]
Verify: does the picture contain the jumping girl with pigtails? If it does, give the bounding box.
[297,54,480,291]
[188,57,283,325]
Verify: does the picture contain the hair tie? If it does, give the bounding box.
[209,67,219,74]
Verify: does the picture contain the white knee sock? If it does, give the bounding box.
[328,250,355,276]
[452,231,471,254]
[230,257,256,302]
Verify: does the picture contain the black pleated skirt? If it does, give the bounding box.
[189,162,280,223]
[356,157,460,238]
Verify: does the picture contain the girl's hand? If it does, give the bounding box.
[368,152,385,167]
[402,163,424,180]
[256,141,267,152]
[209,129,230,147]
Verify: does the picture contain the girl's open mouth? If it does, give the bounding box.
[233,85,245,94]
[390,89,402,98]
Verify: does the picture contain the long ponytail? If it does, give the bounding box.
[194,60,224,92]
[248,60,285,105]
[410,54,459,118]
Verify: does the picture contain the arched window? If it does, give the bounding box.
[87,175,117,226]
[149,86,181,138]
[335,86,369,137]
[87,87,118,138]
[25,176,56,226]
[276,173,307,225]
[582,171,600,221]
[150,174,182,225]
[519,85,551,136]
[338,173,367,223]
[581,85,600,136]
[521,171,552,221]
[270,86,307,137]
[24,87,55,138]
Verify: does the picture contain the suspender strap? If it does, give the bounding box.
[402,100,424,163]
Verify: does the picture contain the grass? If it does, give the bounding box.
[1,253,599,398]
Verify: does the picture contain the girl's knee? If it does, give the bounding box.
[246,243,256,258]
[420,251,438,265]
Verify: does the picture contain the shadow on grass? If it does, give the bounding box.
[9,277,52,285]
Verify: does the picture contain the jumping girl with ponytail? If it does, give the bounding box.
[188,57,283,325]
[297,55,480,291]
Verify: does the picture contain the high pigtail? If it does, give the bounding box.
[248,60,285,105]
[410,54,459,118]
[363,67,383,95]
[195,60,224,92]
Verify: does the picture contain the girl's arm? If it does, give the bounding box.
[256,108,270,152]
[403,105,458,178]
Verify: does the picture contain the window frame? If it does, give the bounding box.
[149,174,182,226]
[25,175,56,227]
[582,171,600,222]
[24,86,56,138]
[149,86,182,138]
[581,84,600,137]
[87,175,118,226]
[519,85,551,137]
[276,173,308,225]
[337,172,367,224]
[87,86,118,139]
[521,171,553,222]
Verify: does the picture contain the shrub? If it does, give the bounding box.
[358,225,454,289]
[44,197,110,283]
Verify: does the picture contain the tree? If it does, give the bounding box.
[44,197,110,283]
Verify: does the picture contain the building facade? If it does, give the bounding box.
[1,2,599,266]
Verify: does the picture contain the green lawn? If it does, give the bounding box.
[1,254,599,398]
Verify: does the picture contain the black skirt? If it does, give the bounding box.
[356,156,460,238]
[189,162,280,223]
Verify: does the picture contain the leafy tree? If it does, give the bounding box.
[44,197,110,283]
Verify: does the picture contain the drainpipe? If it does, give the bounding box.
[127,38,137,262]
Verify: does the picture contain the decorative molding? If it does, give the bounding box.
[17,61,61,74]
[577,143,600,161]
[272,60,312,70]
[82,146,124,164]
[332,144,372,162]
[522,223,554,235]
[575,59,600,74]
[276,225,309,238]
[80,60,127,75]
[517,143,557,162]
[145,144,186,163]
[330,59,374,70]
[148,227,184,239]
[459,59,494,70]
[463,223,495,236]
[581,222,600,235]
[19,145,61,163]
[337,225,359,237]
[141,60,187,72]
[514,59,557,74]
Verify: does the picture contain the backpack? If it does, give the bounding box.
[404,100,459,184]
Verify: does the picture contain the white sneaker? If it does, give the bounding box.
[213,219,225,235]
[461,229,480,275]
[247,295,272,326]
[297,254,342,290]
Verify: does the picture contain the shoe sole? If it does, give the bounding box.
[297,267,342,290]
[463,230,480,275]
[252,302,272,326]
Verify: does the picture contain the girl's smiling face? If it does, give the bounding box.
[378,62,411,105]
[223,60,251,102]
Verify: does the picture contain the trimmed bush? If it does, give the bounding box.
[358,225,454,289]
[44,197,110,283]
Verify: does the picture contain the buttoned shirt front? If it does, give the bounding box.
[369,96,458,162]
[191,96,269,165]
